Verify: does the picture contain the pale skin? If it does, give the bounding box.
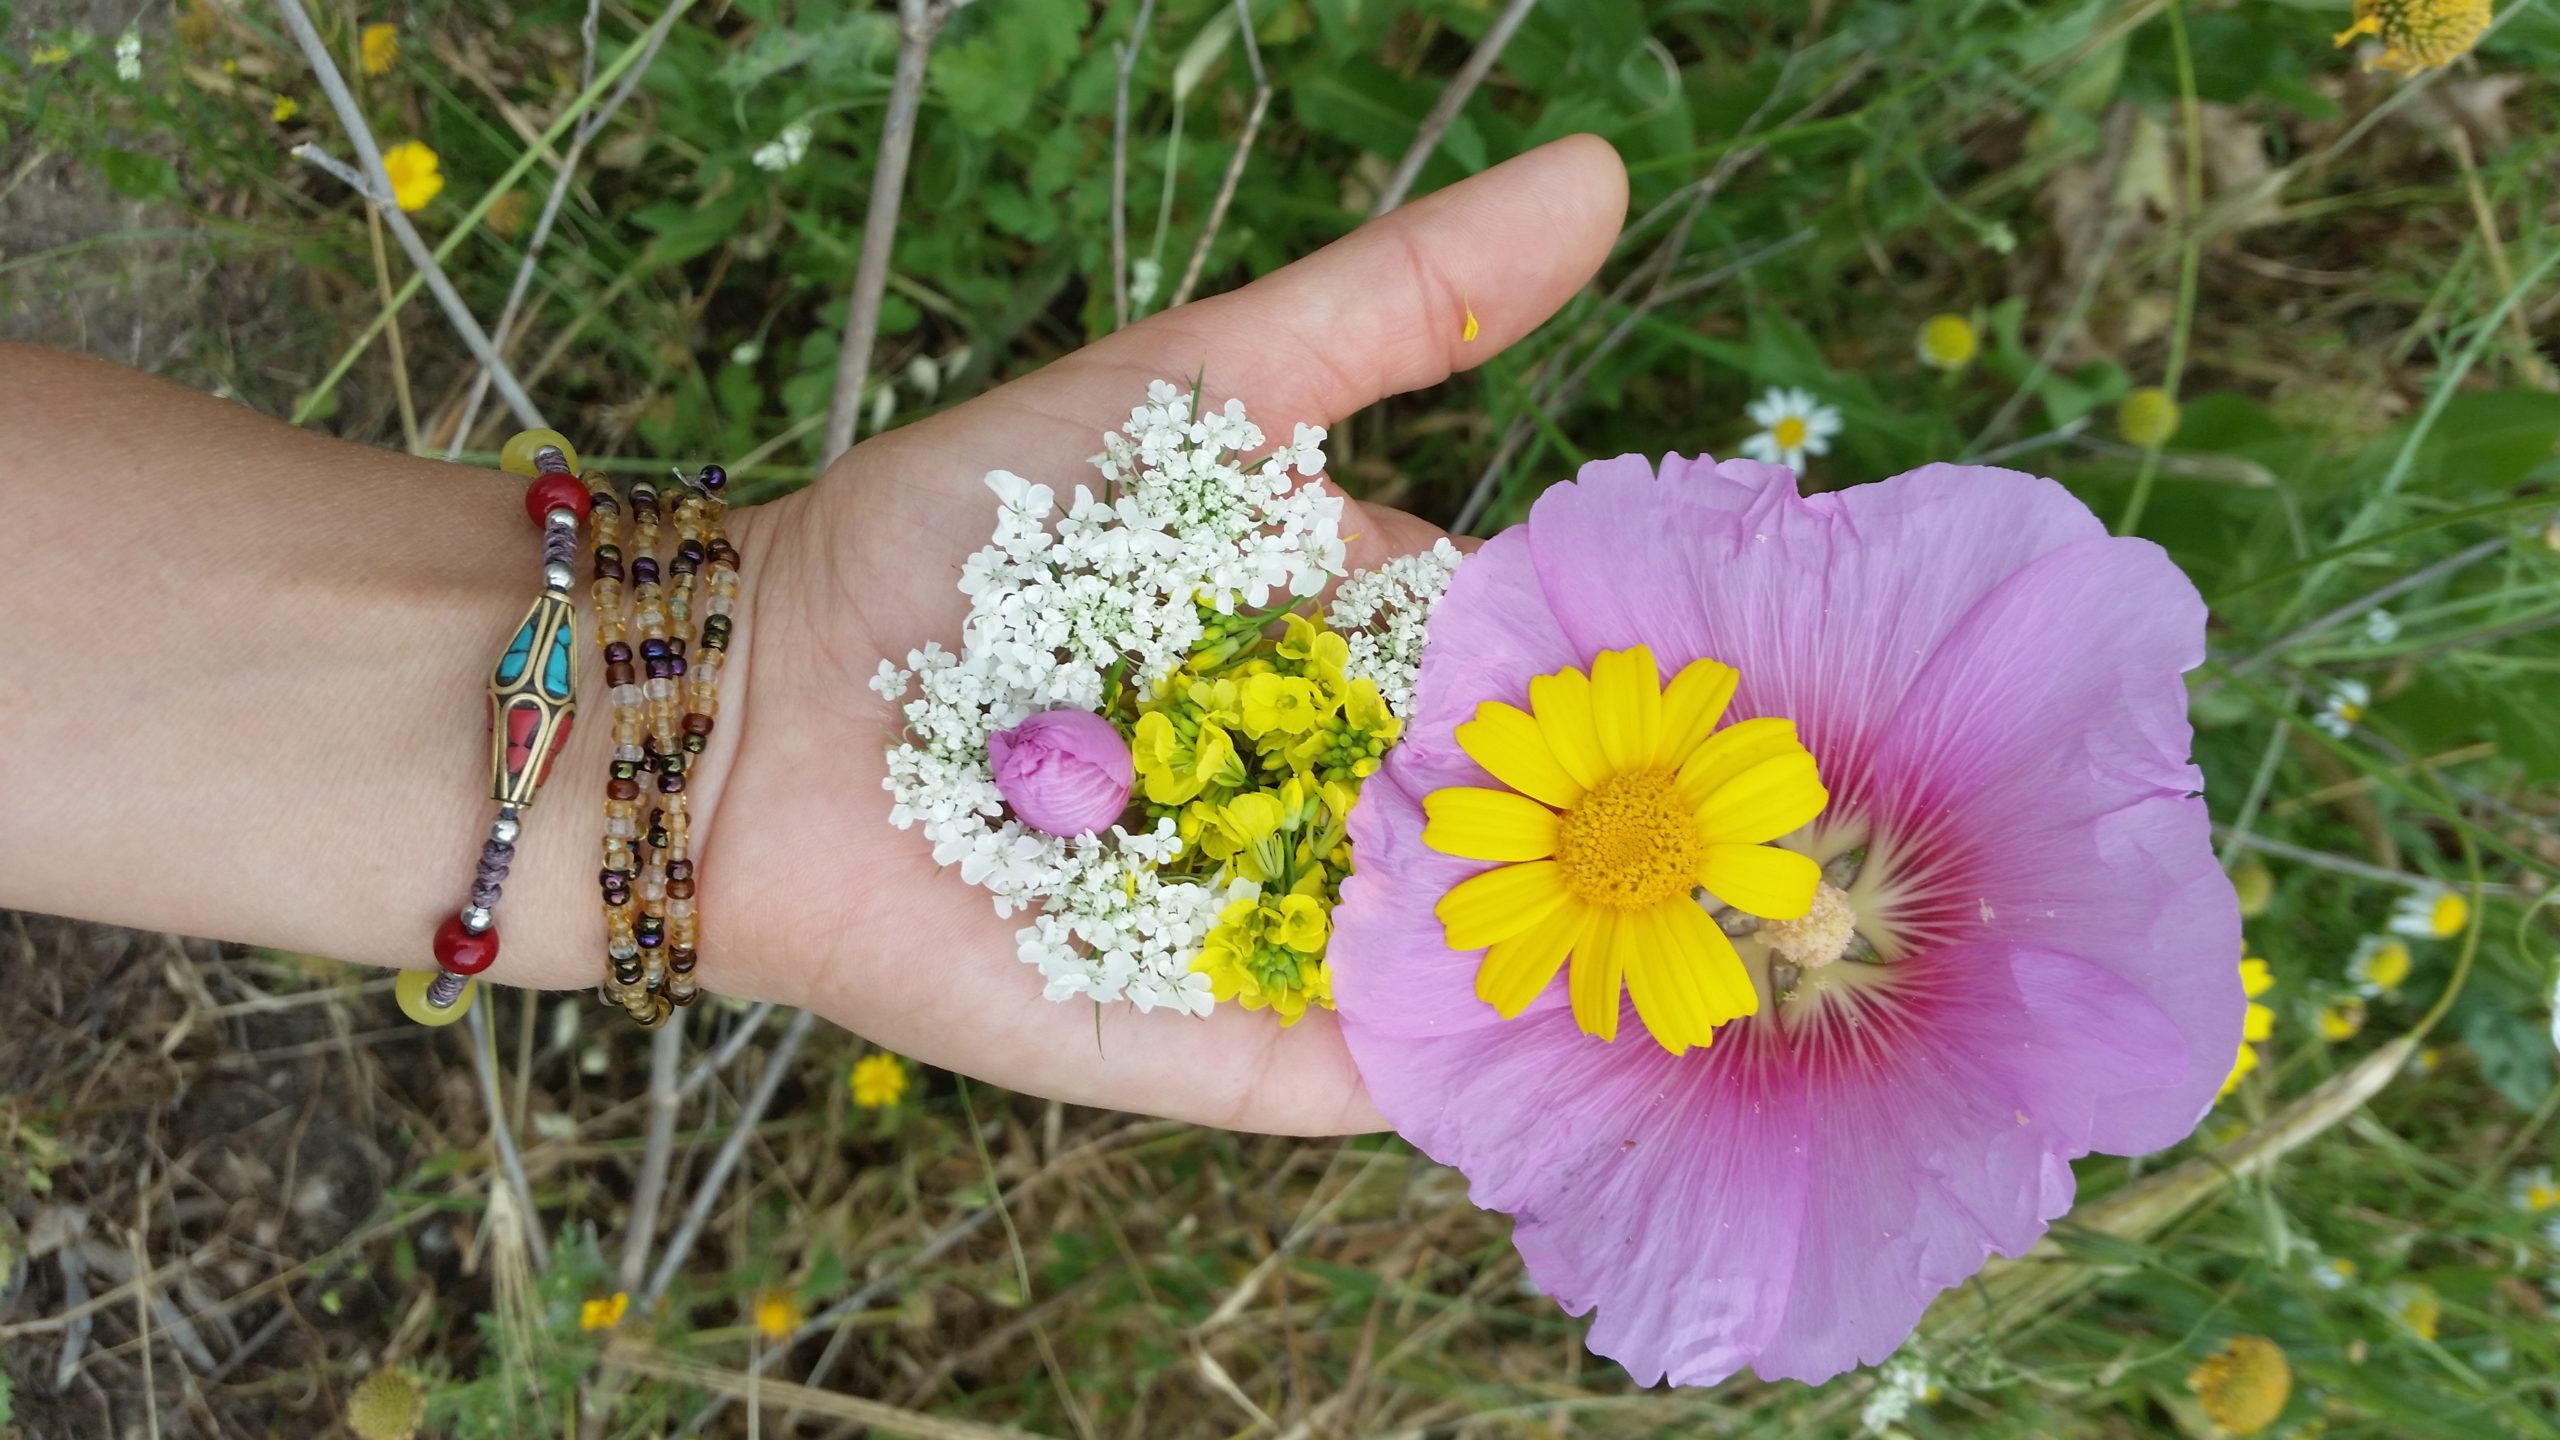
[1,135,1630,1135]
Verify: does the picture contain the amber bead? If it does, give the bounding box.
[666,879,695,901]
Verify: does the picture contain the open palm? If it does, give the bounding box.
[705,138,1627,1134]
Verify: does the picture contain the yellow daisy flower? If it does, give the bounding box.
[2333,0,2492,76]
[1916,313,1979,371]
[2221,956,2275,1097]
[753,1290,805,1341]
[380,140,443,213]
[360,22,399,77]
[1424,646,1828,1054]
[849,1052,908,1109]
[2187,1335,2291,1436]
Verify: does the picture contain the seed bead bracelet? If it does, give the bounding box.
[590,462,736,1025]
[396,427,591,1028]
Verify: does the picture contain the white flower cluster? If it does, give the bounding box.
[872,382,1351,1013]
[1327,538,1463,719]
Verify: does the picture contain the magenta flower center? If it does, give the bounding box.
[1555,772,1699,910]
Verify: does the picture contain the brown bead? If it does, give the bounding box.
[607,777,640,801]
[666,879,695,900]
[681,713,714,736]
[606,662,636,687]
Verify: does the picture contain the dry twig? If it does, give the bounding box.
[1368,0,1542,219]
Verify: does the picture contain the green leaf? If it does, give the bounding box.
[631,192,753,267]
[2460,1003,2554,1112]
[2401,391,2560,494]
[96,147,177,201]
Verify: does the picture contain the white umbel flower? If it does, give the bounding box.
[1327,538,1463,719]
[115,24,141,81]
[1739,385,1842,472]
[752,120,812,172]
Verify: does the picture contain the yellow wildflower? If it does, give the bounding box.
[2393,1283,2441,1341]
[1240,673,1326,737]
[2118,386,2182,450]
[850,1052,908,1109]
[381,140,444,213]
[2333,0,2492,76]
[2221,956,2275,1098]
[360,22,399,77]
[2188,1335,2291,1436]
[1193,891,1334,1023]
[2317,998,2366,1041]
[271,94,300,122]
[580,1291,630,1331]
[1133,710,1240,805]
[753,1290,805,1341]
[1916,313,1979,371]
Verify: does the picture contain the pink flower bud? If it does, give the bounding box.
[986,709,1136,838]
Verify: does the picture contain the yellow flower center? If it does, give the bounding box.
[2525,1181,2559,1211]
[1773,416,1809,451]
[2188,1335,2291,1436]
[1555,772,1701,910]
[2334,0,2492,73]
[2430,891,2466,937]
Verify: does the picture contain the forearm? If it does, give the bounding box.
[0,342,746,989]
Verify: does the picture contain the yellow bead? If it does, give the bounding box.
[500,428,579,477]
[396,969,476,1027]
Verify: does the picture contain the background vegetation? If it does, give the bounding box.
[5,0,2559,1434]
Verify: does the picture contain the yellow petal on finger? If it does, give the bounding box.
[1436,861,1570,951]
[1588,646,1663,775]
[1655,656,1739,768]
[1696,842,1822,920]
[1476,902,1592,1018]
[1529,669,1609,790]
[1694,752,1829,847]
[1424,787,1561,862]
[1672,716,1805,810]
[1567,911,1625,1042]
[1455,702,1586,808]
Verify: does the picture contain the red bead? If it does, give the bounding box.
[524,472,592,528]
[434,912,501,974]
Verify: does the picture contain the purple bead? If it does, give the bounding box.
[668,656,686,677]
[633,557,660,586]
[699,464,727,492]
[647,658,673,680]
[638,928,663,949]
[604,641,633,665]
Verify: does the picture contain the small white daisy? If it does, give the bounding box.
[1739,386,1842,473]
[2313,678,2371,739]
[2347,935,2412,997]
[2390,885,2467,942]
[2310,1254,2356,1291]
[2510,1166,2560,1215]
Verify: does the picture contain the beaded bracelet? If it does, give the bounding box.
[590,462,736,1025]
[395,427,592,1027]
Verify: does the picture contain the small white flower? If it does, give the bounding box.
[751,119,813,173]
[1739,385,1841,473]
[2390,885,2466,942]
[1859,1353,1933,1434]
[2511,1166,2560,1215]
[2310,1255,2356,1291]
[2313,678,2370,739]
[1129,256,1161,311]
[115,24,141,81]
[729,340,763,365]
[2363,608,2401,645]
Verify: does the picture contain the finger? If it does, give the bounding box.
[981,135,1628,435]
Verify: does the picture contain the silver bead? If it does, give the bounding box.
[543,560,576,591]
[545,505,581,532]
[461,905,495,934]
[490,815,522,845]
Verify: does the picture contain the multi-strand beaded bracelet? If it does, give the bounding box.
[397,428,739,1029]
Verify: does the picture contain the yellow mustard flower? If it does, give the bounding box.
[380,140,443,213]
[2222,956,2275,1097]
[580,1291,630,1331]
[1133,710,1241,805]
[753,1290,805,1341]
[1423,646,1826,1053]
[850,1052,908,1109]
[2118,386,2182,450]
[2334,0,2492,76]
[1916,313,1979,371]
[2317,998,2366,1042]
[360,22,398,77]
[2188,1335,2291,1436]
[1193,891,1333,1024]
[271,94,300,122]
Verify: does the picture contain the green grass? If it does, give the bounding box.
[6,0,2560,1434]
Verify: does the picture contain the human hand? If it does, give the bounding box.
[710,136,1628,1134]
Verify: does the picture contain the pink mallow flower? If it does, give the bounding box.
[987,709,1135,837]
[1332,455,2239,1387]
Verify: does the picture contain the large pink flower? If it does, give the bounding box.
[1332,455,2239,1386]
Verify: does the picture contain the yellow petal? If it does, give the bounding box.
[1673,716,1805,810]
[1455,702,1586,808]
[1587,646,1663,775]
[1423,787,1560,862]
[1567,912,1625,1041]
[1529,669,1610,789]
[1476,901,1592,1018]
[1666,899,1761,1022]
[1693,752,1829,846]
[1436,861,1570,951]
[1696,843,1821,920]
[1655,657,1739,769]
[1621,908,1710,1055]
